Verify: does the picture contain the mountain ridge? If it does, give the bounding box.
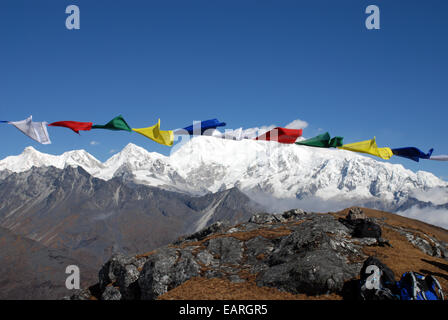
[1,137,447,227]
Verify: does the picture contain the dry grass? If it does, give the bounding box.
[157,277,342,300]
[224,226,292,241]
[135,250,157,259]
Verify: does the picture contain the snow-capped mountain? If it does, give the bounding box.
[1,137,447,214]
[0,146,104,176]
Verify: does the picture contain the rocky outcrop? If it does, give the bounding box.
[386,225,448,259]
[67,207,448,300]
[255,214,360,295]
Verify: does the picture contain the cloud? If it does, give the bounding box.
[90,141,100,146]
[109,149,118,154]
[245,190,365,214]
[243,125,276,137]
[285,119,309,130]
[232,118,309,138]
[396,206,448,230]
[410,187,448,206]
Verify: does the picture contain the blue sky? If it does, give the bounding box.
[0,0,447,179]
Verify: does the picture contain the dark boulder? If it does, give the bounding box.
[138,248,201,300]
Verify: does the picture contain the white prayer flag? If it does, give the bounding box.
[8,116,51,144]
[429,155,448,161]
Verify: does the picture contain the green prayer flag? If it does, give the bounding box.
[295,132,344,148]
[92,115,132,132]
[329,136,344,148]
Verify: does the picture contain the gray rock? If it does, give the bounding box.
[226,227,240,234]
[206,237,243,265]
[268,227,333,266]
[249,213,280,224]
[352,238,378,246]
[282,209,307,220]
[182,221,231,242]
[64,289,92,300]
[172,251,202,287]
[101,286,122,300]
[98,253,146,299]
[257,249,359,295]
[255,215,364,296]
[394,227,446,258]
[138,248,179,299]
[245,236,274,273]
[302,214,351,237]
[245,236,275,260]
[434,243,448,259]
[347,207,367,221]
[138,247,200,300]
[196,250,214,267]
[204,269,224,279]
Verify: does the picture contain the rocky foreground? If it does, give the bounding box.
[67,207,448,300]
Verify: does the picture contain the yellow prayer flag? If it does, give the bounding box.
[338,137,393,160]
[132,119,174,146]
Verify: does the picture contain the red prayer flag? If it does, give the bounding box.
[48,121,93,134]
[254,127,303,144]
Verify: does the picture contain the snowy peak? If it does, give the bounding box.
[100,143,170,181]
[117,143,151,158]
[61,150,104,175]
[0,147,103,176]
[0,146,57,172]
[171,136,447,198]
[0,137,447,215]
[104,143,164,167]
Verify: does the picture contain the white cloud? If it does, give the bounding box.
[396,207,448,230]
[245,191,366,215]
[245,125,276,137]
[90,141,100,146]
[236,118,309,138]
[109,149,118,154]
[285,119,309,130]
[410,187,448,206]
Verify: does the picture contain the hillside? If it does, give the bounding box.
[0,226,96,299]
[0,166,260,299]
